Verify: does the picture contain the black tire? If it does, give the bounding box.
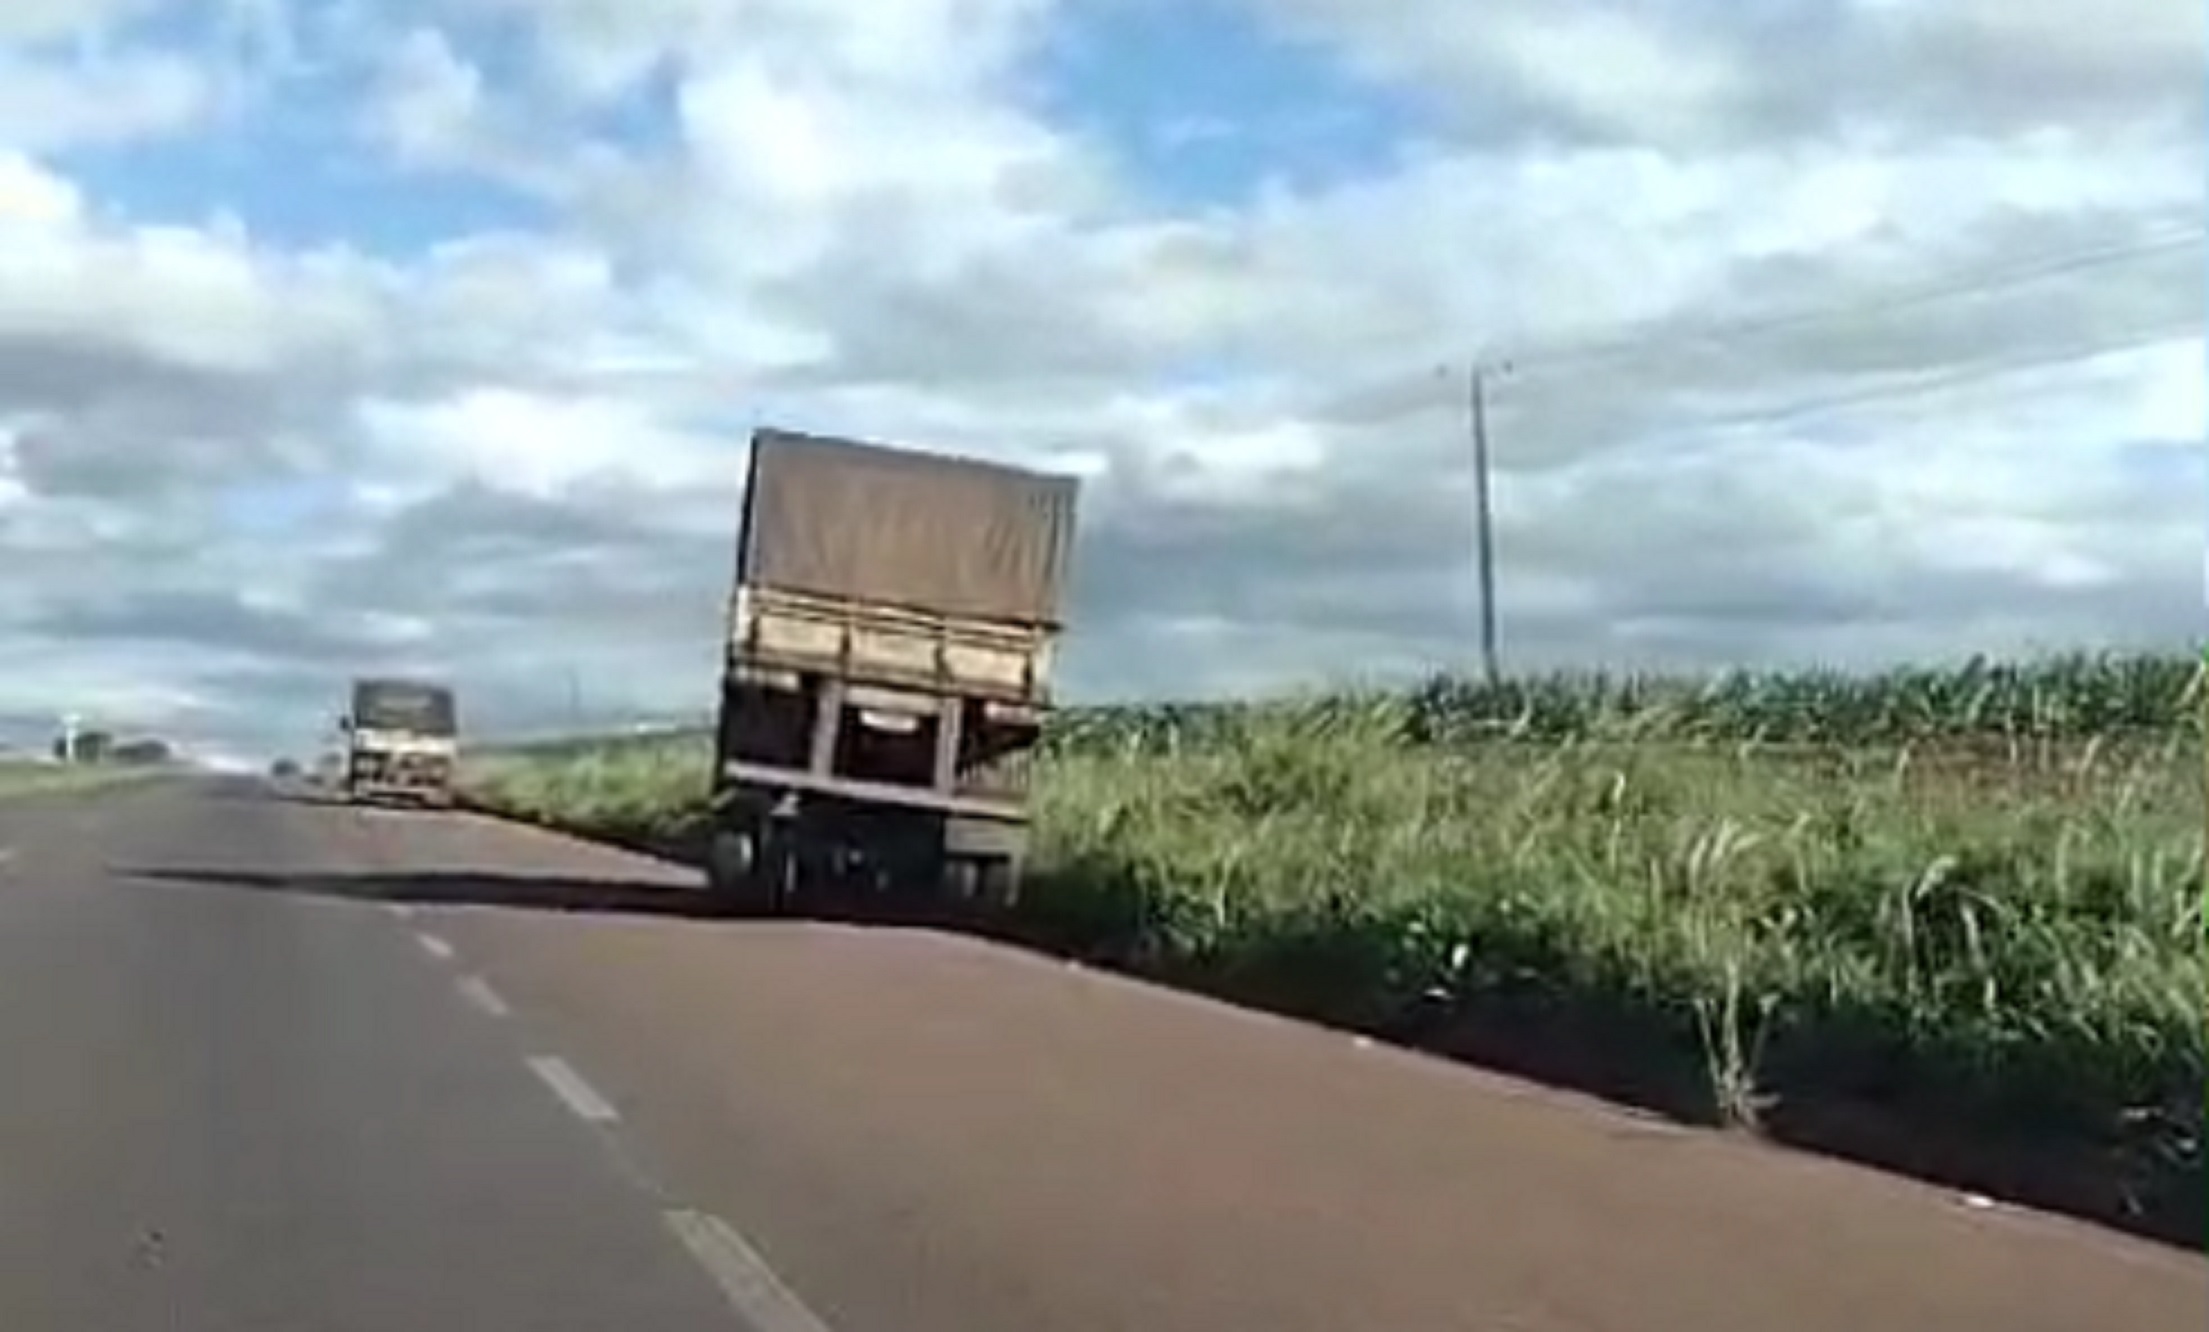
[768,832,801,913]
[705,824,766,914]
[710,818,805,917]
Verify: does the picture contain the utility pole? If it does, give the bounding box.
[1469,362,1505,685]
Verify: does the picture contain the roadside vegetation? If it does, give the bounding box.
[0,759,161,798]
[465,651,2206,1245]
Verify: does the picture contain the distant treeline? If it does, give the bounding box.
[54,731,175,765]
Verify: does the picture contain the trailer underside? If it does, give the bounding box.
[704,666,1040,915]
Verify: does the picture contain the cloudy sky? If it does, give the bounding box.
[0,0,2200,762]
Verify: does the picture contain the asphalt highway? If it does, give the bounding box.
[0,778,2199,1331]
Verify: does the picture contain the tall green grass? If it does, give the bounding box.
[1031,721,2199,1105]
[466,651,2206,1234]
[1046,650,2205,751]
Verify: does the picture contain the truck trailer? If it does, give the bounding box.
[339,677,460,808]
[703,427,1080,914]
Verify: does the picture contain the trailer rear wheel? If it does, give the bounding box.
[705,824,766,914]
[765,824,802,913]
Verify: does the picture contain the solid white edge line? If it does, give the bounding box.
[527,1055,620,1123]
[664,1210,836,1332]
[415,931,456,961]
[457,975,511,1018]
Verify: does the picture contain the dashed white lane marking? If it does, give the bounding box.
[527,1055,620,1123]
[664,1210,836,1332]
[0,847,15,869]
[457,975,510,1018]
[384,901,415,919]
[415,931,456,962]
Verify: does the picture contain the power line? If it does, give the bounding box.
[1329,317,2195,470]
[1506,224,2206,375]
[1317,225,2204,422]
[1442,315,2186,686]
[1624,319,2199,441]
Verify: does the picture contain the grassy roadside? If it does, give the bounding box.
[0,762,165,799]
[465,652,2206,1248]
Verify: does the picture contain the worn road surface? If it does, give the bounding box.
[0,778,2200,1332]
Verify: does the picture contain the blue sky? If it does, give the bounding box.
[54,0,1432,254]
[1033,0,1424,207]
[65,131,548,254]
[49,10,547,253]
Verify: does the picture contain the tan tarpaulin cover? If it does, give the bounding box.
[738,428,1080,626]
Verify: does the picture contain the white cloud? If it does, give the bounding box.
[356,385,738,511]
[0,151,80,226]
[0,48,214,149]
[0,152,389,385]
[0,0,164,44]
[451,0,1051,102]
[0,0,2200,756]
[1442,8,1753,142]
[1869,0,2204,84]
[0,428,26,509]
[655,17,1101,295]
[0,641,218,731]
[361,27,485,168]
[1244,0,2204,144]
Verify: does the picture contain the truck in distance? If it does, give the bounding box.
[338,676,460,808]
[704,426,1081,914]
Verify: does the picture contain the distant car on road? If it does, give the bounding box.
[270,757,302,780]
